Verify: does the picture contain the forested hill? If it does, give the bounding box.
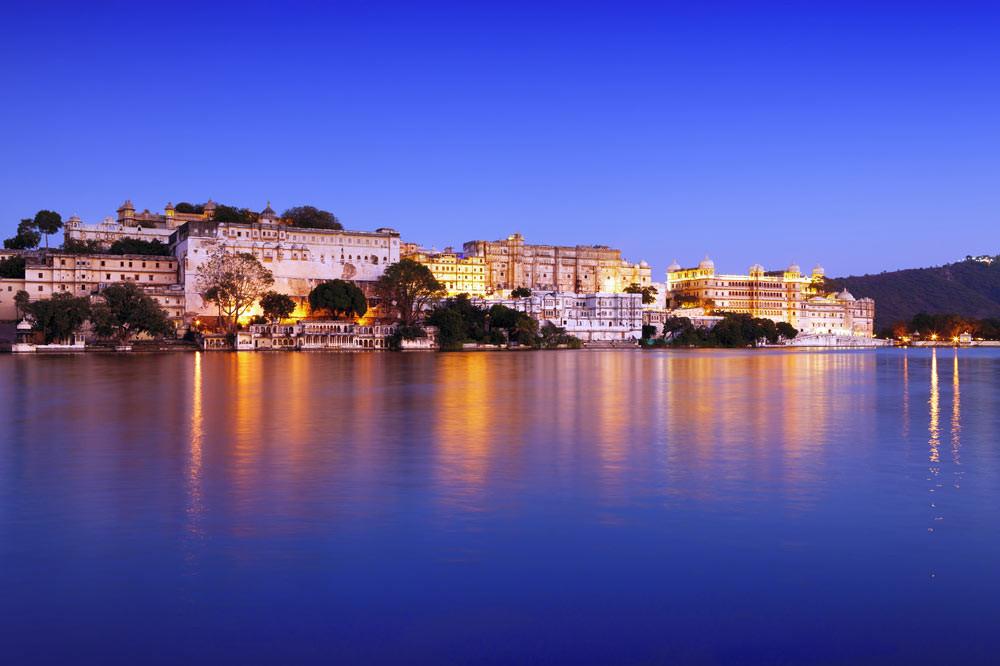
[825,257,1000,331]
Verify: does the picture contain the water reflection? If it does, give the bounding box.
[187,352,204,541]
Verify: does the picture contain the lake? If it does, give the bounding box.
[2,349,999,664]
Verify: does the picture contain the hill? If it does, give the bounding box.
[825,257,1000,331]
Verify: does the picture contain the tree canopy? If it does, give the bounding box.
[654,313,794,348]
[308,280,367,319]
[0,255,25,279]
[211,205,257,224]
[34,210,63,248]
[282,206,342,230]
[24,292,91,343]
[375,259,444,326]
[91,282,173,344]
[624,282,658,305]
[196,250,274,332]
[260,291,297,322]
[108,238,171,256]
[174,202,204,214]
[4,219,41,250]
[510,287,532,298]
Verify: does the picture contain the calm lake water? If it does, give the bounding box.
[2,349,1000,664]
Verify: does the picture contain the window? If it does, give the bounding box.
[106,274,111,280]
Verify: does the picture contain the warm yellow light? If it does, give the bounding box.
[931,334,938,341]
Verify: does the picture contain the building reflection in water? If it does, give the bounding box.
[901,352,909,439]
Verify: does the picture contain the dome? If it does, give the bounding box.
[837,289,855,301]
[16,319,31,331]
[260,201,278,219]
[812,264,825,276]
[698,255,715,270]
[203,199,216,211]
[639,260,649,268]
[117,199,134,211]
[749,263,764,273]
[667,259,681,272]
[787,263,801,274]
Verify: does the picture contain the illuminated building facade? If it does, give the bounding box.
[462,233,651,295]
[475,291,644,343]
[402,245,487,297]
[0,251,181,323]
[666,257,875,338]
[170,204,400,317]
[64,200,216,247]
[236,321,437,351]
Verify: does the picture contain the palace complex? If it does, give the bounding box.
[1,199,878,347]
[400,244,487,297]
[462,233,651,295]
[665,257,875,338]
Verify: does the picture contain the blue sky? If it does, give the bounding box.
[1,1,997,277]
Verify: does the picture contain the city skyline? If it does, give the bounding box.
[3,2,998,276]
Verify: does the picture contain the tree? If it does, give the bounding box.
[24,292,91,343]
[260,291,297,322]
[196,250,274,332]
[211,205,256,224]
[375,259,444,326]
[34,210,63,249]
[625,282,658,305]
[61,239,103,254]
[14,290,30,320]
[108,238,170,256]
[91,282,173,344]
[511,286,532,298]
[776,321,798,340]
[308,280,367,319]
[174,202,204,214]
[4,219,41,250]
[282,206,342,230]
[0,255,25,278]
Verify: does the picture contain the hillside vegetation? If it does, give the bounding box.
[825,257,1000,330]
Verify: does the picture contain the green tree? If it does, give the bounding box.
[308,280,367,319]
[196,250,274,332]
[282,205,342,230]
[375,259,445,326]
[90,282,173,344]
[174,202,204,214]
[14,290,30,320]
[108,238,171,256]
[211,205,256,224]
[61,239,103,254]
[625,282,658,305]
[33,210,63,249]
[4,219,41,250]
[776,321,798,340]
[24,292,91,343]
[0,255,25,278]
[260,291,297,322]
[510,286,532,298]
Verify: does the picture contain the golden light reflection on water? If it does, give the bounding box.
[929,349,940,466]
[951,350,961,467]
[187,352,204,533]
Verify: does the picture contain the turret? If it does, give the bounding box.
[117,199,135,224]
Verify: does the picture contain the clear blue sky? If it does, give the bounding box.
[2,1,997,277]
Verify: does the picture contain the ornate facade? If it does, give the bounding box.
[171,206,400,318]
[666,257,875,338]
[401,245,487,297]
[475,291,644,343]
[462,233,651,295]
